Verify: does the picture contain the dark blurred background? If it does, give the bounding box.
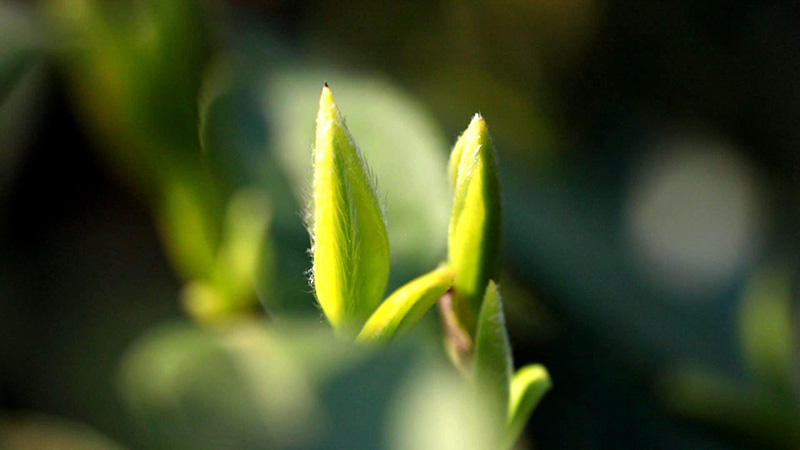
[1,0,799,448]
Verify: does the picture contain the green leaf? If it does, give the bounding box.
[357,265,455,345]
[389,359,498,450]
[503,364,551,450]
[214,190,272,308]
[117,321,328,448]
[157,174,220,281]
[448,114,502,335]
[312,85,390,333]
[182,189,273,322]
[266,69,450,287]
[473,280,512,433]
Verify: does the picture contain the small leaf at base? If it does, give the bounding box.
[473,280,513,435]
[503,364,552,450]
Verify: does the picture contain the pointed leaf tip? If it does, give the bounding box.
[311,87,390,334]
[447,115,501,336]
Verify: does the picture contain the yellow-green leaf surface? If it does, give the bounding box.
[473,281,513,433]
[447,131,467,189]
[357,265,455,345]
[448,115,502,335]
[312,85,390,333]
[267,70,450,288]
[503,364,551,450]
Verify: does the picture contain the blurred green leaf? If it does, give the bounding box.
[473,280,512,436]
[46,0,228,300]
[739,265,799,394]
[215,190,272,303]
[504,364,551,450]
[197,55,317,317]
[118,319,465,449]
[311,85,390,333]
[448,115,502,335]
[388,359,497,450]
[182,189,273,322]
[156,174,220,281]
[358,265,455,345]
[118,321,326,449]
[44,0,212,199]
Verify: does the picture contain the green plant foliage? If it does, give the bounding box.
[388,360,498,450]
[118,321,336,448]
[118,319,472,449]
[447,129,467,189]
[266,70,451,287]
[182,189,273,322]
[304,90,549,446]
[358,265,455,345]
[44,0,211,187]
[196,56,320,318]
[213,191,273,309]
[447,114,502,336]
[473,280,513,433]
[504,364,552,449]
[311,85,390,333]
[156,176,219,282]
[45,0,242,314]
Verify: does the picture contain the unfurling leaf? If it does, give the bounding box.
[473,280,513,434]
[357,265,455,345]
[503,364,551,450]
[448,114,501,336]
[311,85,390,333]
